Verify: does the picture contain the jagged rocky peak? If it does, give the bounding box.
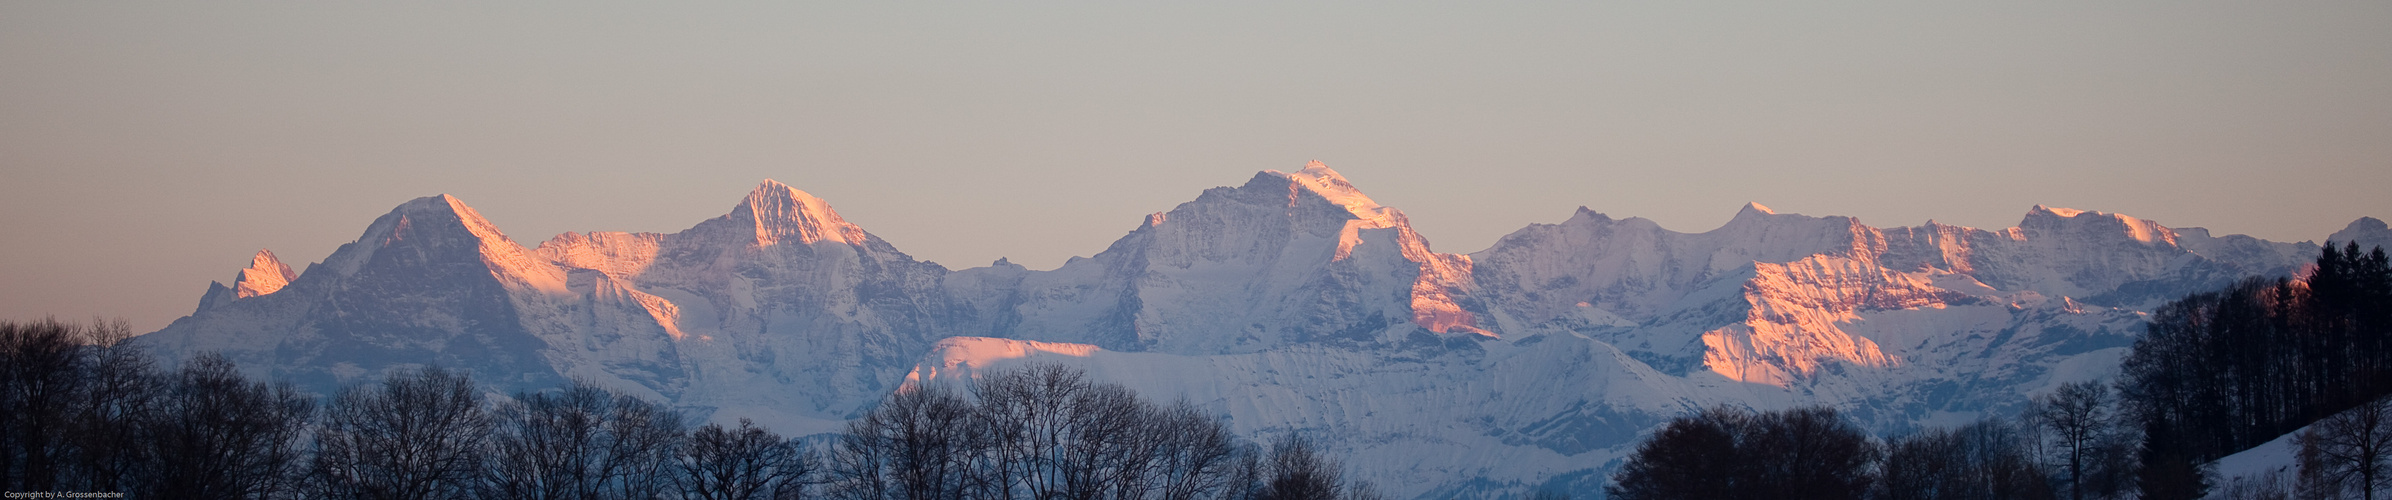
[190,248,301,312]
[233,249,298,298]
[727,179,867,246]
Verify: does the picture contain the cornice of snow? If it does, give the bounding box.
[2028,204,2086,218]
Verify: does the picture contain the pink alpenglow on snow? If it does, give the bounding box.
[232,249,298,298]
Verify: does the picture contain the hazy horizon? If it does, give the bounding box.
[5,2,2389,332]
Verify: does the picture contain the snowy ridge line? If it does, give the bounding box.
[137,164,2392,499]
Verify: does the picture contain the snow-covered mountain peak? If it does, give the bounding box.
[317,194,568,295]
[2329,217,2392,251]
[728,179,867,247]
[1266,161,1393,226]
[1739,202,1777,217]
[2346,216,2389,233]
[233,249,297,298]
[365,194,519,249]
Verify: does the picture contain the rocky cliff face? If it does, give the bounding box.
[137,164,2371,498]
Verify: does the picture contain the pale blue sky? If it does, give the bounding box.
[5,2,2389,332]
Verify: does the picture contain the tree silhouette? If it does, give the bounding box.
[680,418,812,500]
[1608,406,1876,500]
[2299,397,2392,500]
[308,366,492,500]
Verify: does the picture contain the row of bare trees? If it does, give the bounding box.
[828,364,1381,500]
[1607,384,2144,500]
[4,319,1370,500]
[1605,406,1880,500]
[305,366,771,500]
[2,319,313,498]
[0,317,812,499]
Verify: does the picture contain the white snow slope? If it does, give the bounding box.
[137,164,2389,499]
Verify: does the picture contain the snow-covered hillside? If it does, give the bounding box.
[136,163,2382,498]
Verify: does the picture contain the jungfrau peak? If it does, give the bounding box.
[977,161,1486,354]
[1282,160,1395,229]
[1274,161,1486,337]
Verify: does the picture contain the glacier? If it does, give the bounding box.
[136,162,2392,498]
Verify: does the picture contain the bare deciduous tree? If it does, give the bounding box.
[486,381,688,500]
[1256,434,1341,500]
[142,353,315,500]
[2300,397,2392,500]
[62,320,158,494]
[1606,407,1740,500]
[1607,406,1876,500]
[309,366,493,500]
[1150,400,1238,500]
[608,391,691,499]
[1878,419,2052,500]
[834,364,1250,500]
[830,384,972,500]
[1,318,89,491]
[680,418,815,500]
[2040,381,2134,500]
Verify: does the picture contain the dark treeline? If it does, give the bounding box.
[3,320,1368,500]
[2122,241,2392,497]
[1605,406,1879,500]
[1607,395,2134,500]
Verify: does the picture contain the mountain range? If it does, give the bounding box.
[136,162,2392,498]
